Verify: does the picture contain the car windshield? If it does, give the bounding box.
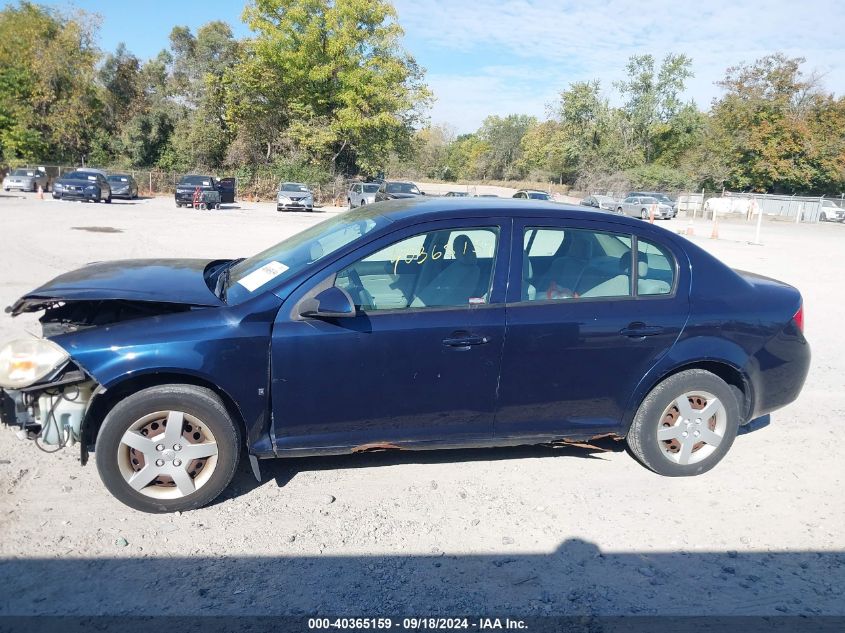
[280,183,309,192]
[107,175,129,182]
[363,184,380,193]
[180,175,213,186]
[11,169,34,177]
[386,182,421,194]
[225,208,391,304]
[527,192,551,200]
[64,171,98,180]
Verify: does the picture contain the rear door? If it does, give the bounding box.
[495,217,690,439]
[218,177,236,203]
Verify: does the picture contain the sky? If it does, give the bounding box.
[39,0,845,133]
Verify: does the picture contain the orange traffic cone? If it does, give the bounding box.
[686,216,694,236]
[37,184,44,200]
[710,216,719,239]
[649,203,656,224]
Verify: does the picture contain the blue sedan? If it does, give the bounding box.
[0,199,810,512]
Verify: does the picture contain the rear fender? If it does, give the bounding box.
[622,335,755,432]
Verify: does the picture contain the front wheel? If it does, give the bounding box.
[640,208,648,220]
[105,195,112,204]
[95,384,241,513]
[626,369,740,476]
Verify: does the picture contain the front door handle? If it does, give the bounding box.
[620,323,665,338]
[442,333,489,349]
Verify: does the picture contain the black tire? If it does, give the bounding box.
[626,369,740,477]
[95,384,241,513]
[105,195,112,204]
[640,208,648,220]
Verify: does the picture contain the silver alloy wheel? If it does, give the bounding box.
[656,391,727,465]
[117,410,219,499]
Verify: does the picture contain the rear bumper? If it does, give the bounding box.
[749,326,811,418]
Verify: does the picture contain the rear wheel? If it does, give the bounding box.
[640,208,648,220]
[626,369,740,476]
[95,385,240,513]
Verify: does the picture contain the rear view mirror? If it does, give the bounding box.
[301,287,355,319]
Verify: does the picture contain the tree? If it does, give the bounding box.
[477,114,536,180]
[615,54,694,162]
[232,0,431,174]
[0,2,103,163]
[711,53,845,192]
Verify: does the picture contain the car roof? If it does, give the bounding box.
[347,196,661,228]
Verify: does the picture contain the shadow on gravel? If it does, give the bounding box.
[0,539,842,618]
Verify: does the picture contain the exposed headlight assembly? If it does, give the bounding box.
[0,338,69,389]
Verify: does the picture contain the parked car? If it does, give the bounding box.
[277,182,314,212]
[3,167,49,192]
[107,174,139,200]
[347,182,380,208]
[175,175,235,209]
[52,170,112,203]
[617,196,673,220]
[513,189,552,200]
[474,194,499,198]
[580,194,618,212]
[444,191,469,197]
[628,191,677,217]
[819,200,845,222]
[374,181,424,201]
[0,198,809,512]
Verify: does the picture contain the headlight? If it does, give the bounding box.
[0,338,69,389]
[54,183,63,190]
[85,185,98,192]
[278,195,290,202]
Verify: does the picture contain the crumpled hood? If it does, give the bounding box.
[8,259,225,316]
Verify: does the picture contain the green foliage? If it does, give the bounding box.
[1,2,842,196]
[231,0,431,174]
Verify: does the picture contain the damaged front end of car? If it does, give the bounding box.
[0,334,97,452]
[1,259,228,459]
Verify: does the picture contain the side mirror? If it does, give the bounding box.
[420,191,426,195]
[301,286,355,319]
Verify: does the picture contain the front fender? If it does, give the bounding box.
[53,293,283,452]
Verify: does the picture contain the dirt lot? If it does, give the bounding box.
[0,192,843,617]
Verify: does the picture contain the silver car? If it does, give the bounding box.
[617,196,674,220]
[3,167,49,192]
[819,200,845,222]
[277,182,314,212]
[347,182,380,208]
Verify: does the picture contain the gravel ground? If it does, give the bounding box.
[0,191,843,617]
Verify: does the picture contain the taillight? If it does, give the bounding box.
[793,304,804,333]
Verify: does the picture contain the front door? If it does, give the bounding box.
[270,219,511,450]
[495,219,690,438]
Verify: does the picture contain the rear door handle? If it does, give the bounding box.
[620,324,665,338]
[442,334,489,349]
